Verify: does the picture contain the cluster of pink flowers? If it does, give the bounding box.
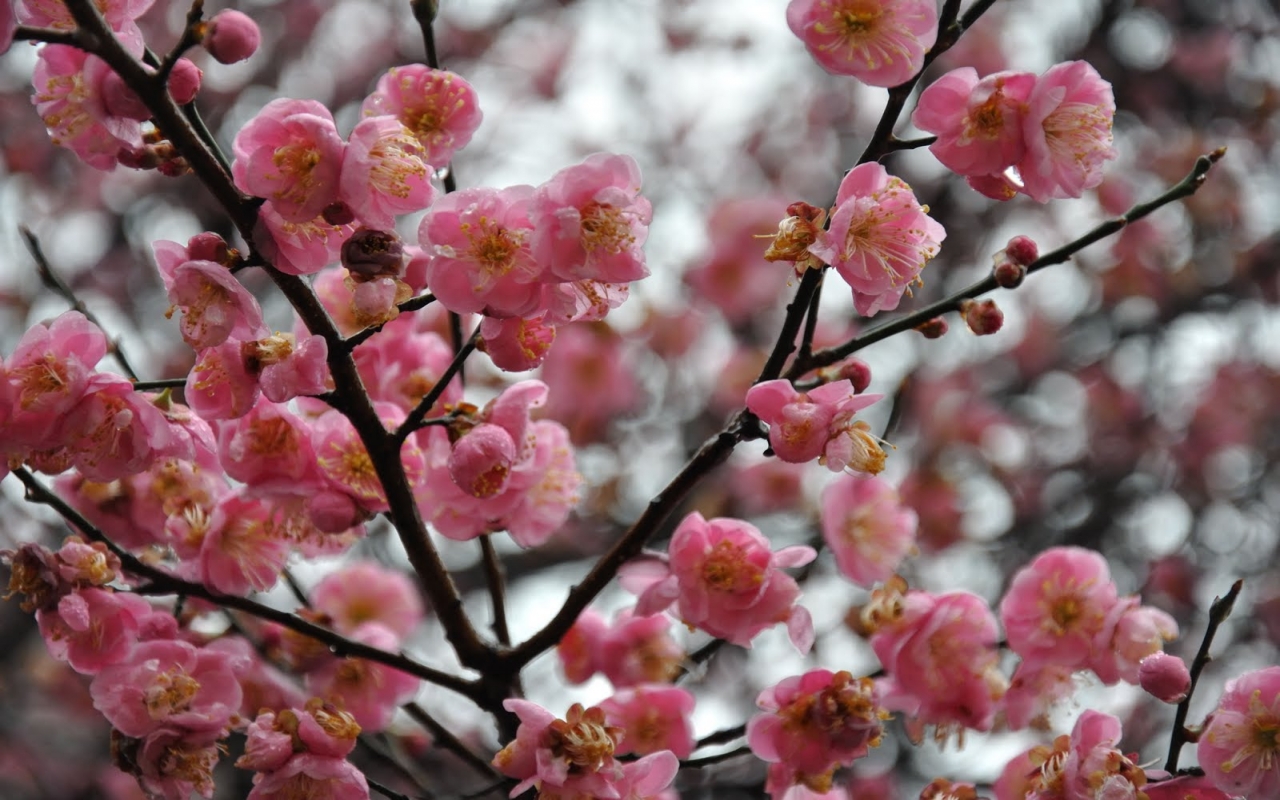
[236,700,368,800]
[747,378,887,473]
[995,710,1149,800]
[622,512,816,652]
[558,607,685,687]
[912,62,1117,202]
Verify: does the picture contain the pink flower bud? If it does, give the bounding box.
[1138,652,1191,704]
[993,260,1026,289]
[960,299,1004,335]
[837,358,873,394]
[342,228,406,280]
[186,232,230,265]
[168,58,202,104]
[915,316,949,339]
[1004,235,1039,266]
[203,10,261,64]
[448,424,517,498]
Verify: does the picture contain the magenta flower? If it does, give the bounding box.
[339,116,437,229]
[748,670,886,777]
[820,473,917,588]
[746,379,885,472]
[232,98,346,223]
[1197,666,1280,798]
[361,65,483,168]
[530,152,652,284]
[480,314,558,372]
[1089,597,1179,685]
[626,512,816,651]
[197,492,291,595]
[90,639,243,737]
[185,338,261,420]
[36,587,154,674]
[599,685,696,758]
[999,546,1119,671]
[3,310,106,450]
[1018,60,1117,202]
[912,68,1037,177]
[786,0,938,87]
[257,201,357,276]
[811,162,946,316]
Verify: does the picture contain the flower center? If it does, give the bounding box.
[145,670,201,719]
[700,540,763,593]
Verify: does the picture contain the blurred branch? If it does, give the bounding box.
[132,377,189,391]
[680,745,752,769]
[13,25,80,45]
[479,536,512,647]
[404,702,503,783]
[1164,578,1244,773]
[20,225,141,382]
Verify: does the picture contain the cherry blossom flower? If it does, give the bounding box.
[247,753,369,800]
[810,162,946,316]
[90,639,243,737]
[165,259,268,350]
[196,492,291,595]
[530,153,652,284]
[217,397,323,491]
[32,45,145,170]
[683,197,791,324]
[2,310,106,451]
[36,587,155,674]
[748,670,886,776]
[820,473,918,587]
[786,0,939,87]
[1000,661,1077,731]
[1197,666,1280,798]
[599,685,696,758]
[1089,597,1178,685]
[598,608,685,687]
[185,338,261,420]
[1019,61,1117,202]
[912,68,1037,178]
[361,65,483,168]
[311,561,425,641]
[558,608,608,684]
[64,373,192,481]
[746,379,885,472]
[479,314,558,372]
[112,727,221,800]
[625,512,816,651]
[492,700,625,798]
[305,622,420,732]
[339,116,437,229]
[257,201,357,276]
[999,546,1119,671]
[232,98,346,223]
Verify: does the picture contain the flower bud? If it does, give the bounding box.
[959,299,1003,335]
[187,232,230,265]
[915,316,949,339]
[449,424,517,498]
[1138,652,1191,704]
[203,10,261,64]
[168,58,203,104]
[993,260,1026,289]
[341,228,406,280]
[1004,235,1039,266]
[837,358,873,394]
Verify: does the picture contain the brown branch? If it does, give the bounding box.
[156,0,204,83]
[13,25,81,45]
[345,293,437,349]
[396,326,479,442]
[479,536,512,647]
[1164,578,1244,773]
[680,745,752,769]
[403,702,503,783]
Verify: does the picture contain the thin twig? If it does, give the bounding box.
[157,0,204,83]
[680,745,752,769]
[346,293,437,349]
[885,135,938,153]
[1164,578,1244,773]
[479,536,512,647]
[396,327,479,442]
[695,725,746,749]
[366,775,419,800]
[13,25,81,45]
[403,702,504,782]
[20,226,141,382]
[131,377,189,392]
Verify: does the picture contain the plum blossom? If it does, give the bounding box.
[339,116,437,229]
[810,162,946,316]
[247,754,369,800]
[232,98,346,223]
[1197,666,1280,799]
[202,9,261,64]
[305,622,421,732]
[1019,61,1117,202]
[37,587,155,674]
[311,561,425,640]
[493,700,626,798]
[165,259,268,349]
[748,670,887,777]
[624,512,816,651]
[820,473,917,587]
[598,608,685,687]
[912,68,1037,177]
[746,379,886,473]
[112,727,221,800]
[786,0,938,87]
[599,685,696,758]
[90,639,243,737]
[530,153,652,284]
[32,45,146,170]
[1138,652,1191,704]
[361,65,483,167]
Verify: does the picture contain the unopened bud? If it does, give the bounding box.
[1003,235,1039,266]
[341,228,406,280]
[993,260,1026,289]
[168,58,203,104]
[959,299,1004,335]
[837,358,873,394]
[915,316,949,339]
[187,232,230,265]
[1138,652,1191,704]
[202,10,261,64]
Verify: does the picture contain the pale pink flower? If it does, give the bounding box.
[166,259,267,350]
[3,310,106,450]
[1197,666,1280,799]
[871,590,1006,731]
[232,98,345,223]
[64,373,192,481]
[543,275,628,328]
[361,65,482,167]
[1089,598,1179,685]
[1138,652,1191,704]
[558,608,608,684]
[493,419,583,548]
[247,754,369,800]
[1018,60,1117,202]
[786,0,938,87]
[305,622,420,732]
[730,459,808,516]
[810,162,946,316]
[599,685,696,758]
[479,314,558,372]
[820,474,917,587]
[912,68,1037,177]
[614,752,680,800]
[627,512,816,651]
[90,639,243,737]
[185,338,261,420]
[418,185,545,317]
[311,561,425,641]
[197,492,291,595]
[492,699,625,798]
[117,727,221,800]
[599,608,685,687]
[32,45,144,170]
[749,669,886,776]
[238,710,296,773]
[257,202,356,276]
[217,397,323,491]
[530,153,652,284]
[999,546,1120,671]
[36,587,154,674]
[246,332,331,403]
[313,403,425,514]
[1062,710,1147,800]
[339,116,437,229]
[17,0,154,34]
[1000,661,1077,731]
[746,379,884,472]
[353,325,462,413]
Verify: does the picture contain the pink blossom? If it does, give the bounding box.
[487,420,583,548]
[810,162,946,316]
[217,397,323,491]
[164,259,266,349]
[339,116,437,229]
[786,0,938,87]
[206,637,308,717]
[684,197,791,324]
[599,685,696,758]
[492,699,625,798]
[313,403,425,514]
[557,608,608,684]
[418,185,544,317]
[1062,710,1147,800]
[203,9,261,64]
[114,727,221,800]
[999,546,1120,671]
[820,474,917,587]
[614,752,680,800]
[17,0,155,35]
[361,65,483,168]
[449,423,519,498]
[246,332,331,403]
[32,45,144,170]
[247,753,369,800]
[1141,774,1233,800]
[627,512,816,651]
[599,608,685,687]
[746,379,885,472]
[1018,60,1117,202]
[479,314,558,372]
[530,153,652,284]
[729,459,808,516]
[1000,661,1077,731]
[90,639,243,737]
[305,622,420,732]
[765,763,851,800]
[1089,598,1179,685]
[257,201,357,276]
[749,670,886,776]
[185,338,261,420]
[353,325,462,413]
[912,68,1037,177]
[64,373,192,481]
[197,492,291,595]
[36,587,154,674]
[238,710,297,773]
[311,561,425,641]
[538,323,639,444]
[3,311,106,450]
[1138,652,1191,704]
[1197,666,1280,798]
[232,98,345,223]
